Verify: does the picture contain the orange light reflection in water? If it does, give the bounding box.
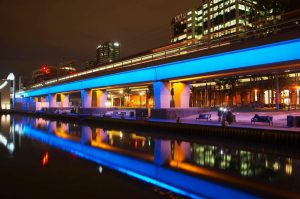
[42,152,49,166]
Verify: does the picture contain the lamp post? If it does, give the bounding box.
[7,73,15,110]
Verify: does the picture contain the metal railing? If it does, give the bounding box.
[28,15,300,90]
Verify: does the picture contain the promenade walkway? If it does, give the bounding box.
[149,111,300,132]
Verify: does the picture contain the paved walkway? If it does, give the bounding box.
[149,111,300,132]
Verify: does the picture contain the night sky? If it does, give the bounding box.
[0,0,201,79]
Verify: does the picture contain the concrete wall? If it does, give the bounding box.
[151,108,206,119]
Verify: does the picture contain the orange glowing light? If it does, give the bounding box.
[134,140,138,149]
[42,152,49,166]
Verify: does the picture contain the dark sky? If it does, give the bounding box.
[0,0,201,79]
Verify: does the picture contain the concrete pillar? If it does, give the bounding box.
[81,89,92,108]
[30,97,38,102]
[173,82,190,108]
[81,126,92,144]
[61,94,69,108]
[96,90,107,108]
[275,73,279,110]
[173,141,191,162]
[48,94,57,108]
[153,81,171,108]
[154,139,171,165]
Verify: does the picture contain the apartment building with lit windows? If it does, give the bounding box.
[171,0,257,43]
[96,41,121,65]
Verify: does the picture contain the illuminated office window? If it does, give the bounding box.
[281,90,290,105]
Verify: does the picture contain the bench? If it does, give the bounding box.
[251,115,273,126]
[196,113,211,121]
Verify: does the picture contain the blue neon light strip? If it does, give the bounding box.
[22,38,300,97]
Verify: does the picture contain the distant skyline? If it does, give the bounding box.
[0,0,200,78]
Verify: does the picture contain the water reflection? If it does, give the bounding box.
[1,115,300,198]
[191,144,298,178]
[0,114,15,154]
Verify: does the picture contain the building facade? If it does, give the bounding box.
[171,0,257,43]
[31,63,77,84]
[0,79,12,110]
[96,41,120,65]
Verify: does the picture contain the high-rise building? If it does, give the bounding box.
[96,41,120,65]
[171,0,258,43]
[56,61,77,77]
[84,59,96,69]
[171,9,201,43]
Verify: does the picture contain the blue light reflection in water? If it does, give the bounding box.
[15,122,257,199]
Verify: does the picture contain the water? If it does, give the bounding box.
[0,114,299,198]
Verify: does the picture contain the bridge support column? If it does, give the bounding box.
[153,81,171,108]
[30,97,38,102]
[154,139,171,165]
[48,94,57,108]
[96,90,107,108]
[275,73,280,110]
[61,94,69,108]
[173,82,190,108]
[173,141,191,162]
[81,89,92,108]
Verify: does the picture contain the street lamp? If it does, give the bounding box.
[7,73,15,110]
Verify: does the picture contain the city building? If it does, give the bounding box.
[56,61,77,76]
[171,8,201,43]
[0,73,15,110]
[31,63,77,84]
[31,65,57,83]
[84,59,96,69]
[171,0,258,43]
[0,80,11,110]
[96,41,120,65]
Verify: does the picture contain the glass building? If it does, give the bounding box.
[96,41,121,65]
[171,0,257,43]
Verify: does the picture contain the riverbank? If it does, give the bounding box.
[2,109,300,146]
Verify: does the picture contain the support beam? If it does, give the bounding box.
[275,73,279,110]
[61,94,69,108]
[30,97,38,102]
[173,82,190,108]
[81,89,92,108]
[48,94,57,108]
[96,90,107,108]
[153,81,171,109]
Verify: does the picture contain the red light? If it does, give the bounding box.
[42,152,49,166]
[40,65,50,74]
